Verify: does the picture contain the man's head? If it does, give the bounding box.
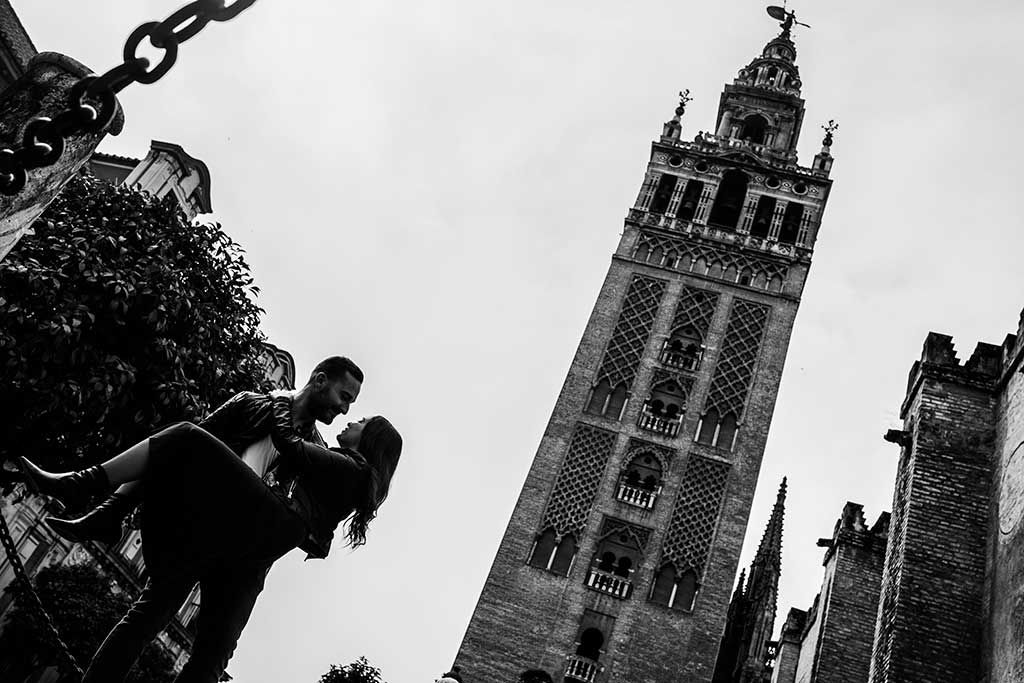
[306,356,363,424]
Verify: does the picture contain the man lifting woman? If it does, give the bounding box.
[19,355,402,683]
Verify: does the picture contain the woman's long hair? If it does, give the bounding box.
[345,416,402,547]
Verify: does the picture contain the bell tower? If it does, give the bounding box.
[454,10,833,683]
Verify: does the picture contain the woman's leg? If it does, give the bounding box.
[97,439,150,488]
[21,424,186,510]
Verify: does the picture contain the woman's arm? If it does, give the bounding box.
[268,395,366,476]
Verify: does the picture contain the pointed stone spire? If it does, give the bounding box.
[734,568,747,599]
[753,477,787,573]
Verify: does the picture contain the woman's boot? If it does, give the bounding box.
[45,493,137,545]
[17,457,111,511]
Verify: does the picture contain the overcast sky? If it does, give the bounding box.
[15,1,1024,681]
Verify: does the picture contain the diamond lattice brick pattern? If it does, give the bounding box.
[704,299,771,419]
[595,276,668,389]
[660,455,732,577]
[671,286,719,337]
[541,424,618,539]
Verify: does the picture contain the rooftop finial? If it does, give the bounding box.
[821,119,839,148]
[766,4,811,38]
[675,89,692,118]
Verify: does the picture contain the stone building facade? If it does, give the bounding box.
[772,503,888,683]
[453,19,835,683]
[774,313,1024,683]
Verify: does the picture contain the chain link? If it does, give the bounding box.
[0,0,259,196]
[0,507,85,679]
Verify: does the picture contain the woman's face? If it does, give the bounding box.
[337,418,368,450]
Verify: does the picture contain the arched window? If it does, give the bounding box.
[739,115,769,145]
[518,670,553,683]
[551,534,577,576]
[587,532,640,598]
[576,628,604,660]
[585,379,611,416]
[765,66,779,86]
[778,201,804,244]
[717,413,738,450]
[650,565,699,610]
[696,408,719,445]
[633,241,649,262]
[675,180,704,222]
[708,170,749,231]
[614,556,632,578]
[639,380,686,437]
[606,383,627,420]
[585,380,626,420]
[750,195,776,238]
[617,452,663,509]
[662,326,703,370]
[529,528,558,569]
[651,565,676,605]
[648,174,678,214]
[676,570,698,610]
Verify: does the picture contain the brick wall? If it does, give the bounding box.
[868,334,997,683]
[811,506,888,683]
[769,608,805,683]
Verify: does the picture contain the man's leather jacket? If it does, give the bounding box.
[199,391,363,559]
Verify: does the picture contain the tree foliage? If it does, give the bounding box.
[0,563,177,682]
[0,173,271,471]
[319,656,384,683]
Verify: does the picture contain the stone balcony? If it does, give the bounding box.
[637,405,681,438]
[564,655,600,683]
[659,340,701,371]
[616,482,658,510]
[585,567,633,599]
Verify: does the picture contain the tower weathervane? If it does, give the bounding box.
[821,119,839,147]
[766,5,811,36]
[676,89,692,117]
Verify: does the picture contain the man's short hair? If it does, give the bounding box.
[310,356,364,384]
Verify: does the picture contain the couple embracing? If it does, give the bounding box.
[19,355,402,683]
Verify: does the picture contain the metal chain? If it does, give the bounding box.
[0,509,85,679]
[0,0,259,196]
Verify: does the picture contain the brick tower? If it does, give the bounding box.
[454,14,834,683]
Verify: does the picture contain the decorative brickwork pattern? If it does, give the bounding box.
[594,276,668,389]
[540,424,617,538]
[660,455,731,577]
[633,231,789,287]
[600,516,654,550]
[672,286,719,337]
[622,439,676,473]
[704,299,770,419]
[651,368,696,395]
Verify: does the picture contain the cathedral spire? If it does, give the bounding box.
[753,478,787,573]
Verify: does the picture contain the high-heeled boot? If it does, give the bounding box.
[17,457,111,511]
[45,493,137,545]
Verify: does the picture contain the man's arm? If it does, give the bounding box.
[267,395,366,477]
[197,391,274,454]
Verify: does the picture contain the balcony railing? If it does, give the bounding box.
[637,407,681,437]
[585,568,633,599]
[565,655,600,683]
[659,341,700,370]
[616,483,658,510]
